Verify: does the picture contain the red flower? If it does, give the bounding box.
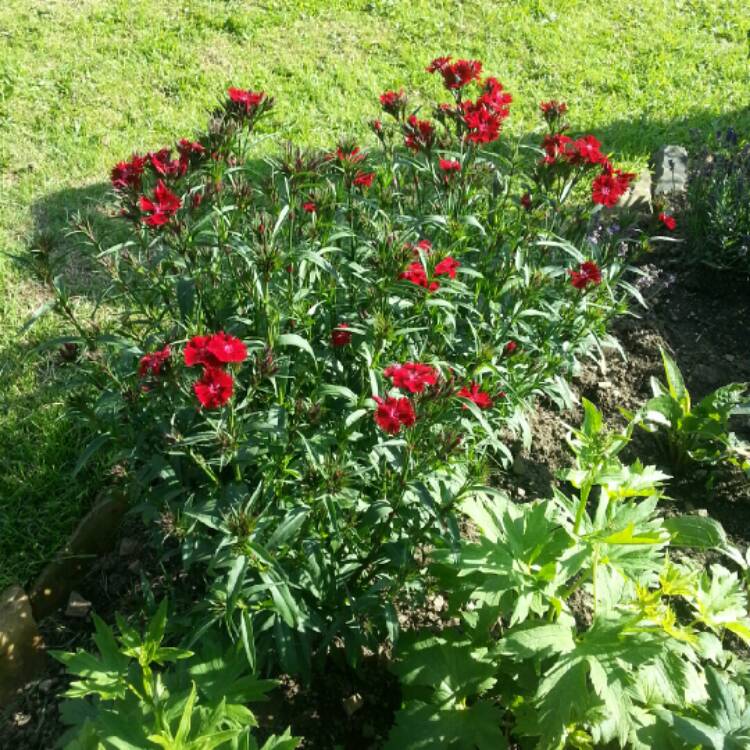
[384,363,438,394]
[227,88,268,117]
[177,139,206,158]
[194,366,234,409]
[370,119,384,136]
[139,180,182,227]
[539,100,568,121]
[591,167,635,208]
[379,89,407,117]
[336,146,366,164]
[479,77,512,118]
[566,135,608,167]
[303,201,317,213]
[331,323,352,347]
[658,212,676,231]
[541,133,573,165]
[406,239,433,256]
[504,340,518,356]
[184,335,220,368]
[353,171,375,189]
[427,57,483,89]
[373,395,416,434]
[147,148,185,178]
[111,154,146,191]
[520,192,533,210]
[434,256,460,279]
[191,191,204,209]
[461,99,503,144]
[403,114,435,152]
[439,158,461,174]
[400,262,439,292]
[138,345,171,377]
[206,332,248,363]
[569,260,602,290]
[458,382,493,409]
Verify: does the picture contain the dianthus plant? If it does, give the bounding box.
[41,57,641,675]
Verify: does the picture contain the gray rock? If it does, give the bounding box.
[652,145,689,196]
[65,591,92,619]
[0,586,47,702]
[618,168,652,211]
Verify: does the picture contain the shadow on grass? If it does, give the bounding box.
[591,105,750,162]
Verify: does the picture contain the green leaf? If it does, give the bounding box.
[660,349,689,410]
[385,700,507,750]
[497,622,576,659]
[277,333,315,360]
[392,631,496,705]
[664,515,728,549]
[73,434,110,477]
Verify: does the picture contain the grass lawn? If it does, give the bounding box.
[1,0,748,590]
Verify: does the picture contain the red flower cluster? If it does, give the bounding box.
[303,201,317,213]
[380,89,407,117]
[147,148,188,179]
[373,395,416,434]
[331,323,352,347]
[540,100,568,123]
[403,114,435,152]
[566,135,609,167]
[569,260,602,289]
[434,256,460,279]
[542,134,608,168]
[427,57,483,90]
[139,180,182,227]
[336,145,366,164]
[111,154,146,191]
[401,262,439,292]
[658,212,676,231]
[138,345,171,378]
[457,382,493,409]
[591,166,636,208]
[504,340,518,356]
[353,171,375,189]
[184,332,248,408]
[438,158,461,174]
[400,255,459,291]
[384,363,438,394]
[406,239,433,256]
[227,87,269,119]
[460,77,512,144]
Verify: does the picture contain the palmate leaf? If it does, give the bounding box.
[693,565,750,640]
[513,616,670,749]
[385,700,507,750]
[656,668,750,750]
[391,630,497,706]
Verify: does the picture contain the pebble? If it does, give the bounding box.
[65,591,91,618]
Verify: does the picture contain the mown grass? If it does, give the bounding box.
[1,0,748,589]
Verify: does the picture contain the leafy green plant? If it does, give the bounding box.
[626,349,749,477]
[36,58,648,675]
[386,400,750,749]
[52,600,299,750]
[685,128,750,273]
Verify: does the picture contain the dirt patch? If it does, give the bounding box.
[504,251,750,540]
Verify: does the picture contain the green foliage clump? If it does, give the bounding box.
[52,600,299,750]
[387,400,750,749]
